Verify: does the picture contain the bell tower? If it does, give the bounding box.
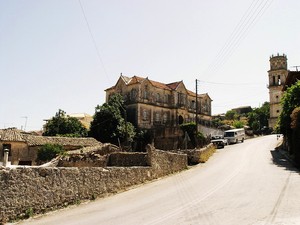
[268,53,288,129]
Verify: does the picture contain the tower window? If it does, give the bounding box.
[273,76,276,85]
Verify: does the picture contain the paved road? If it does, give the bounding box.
[17,135,300,225]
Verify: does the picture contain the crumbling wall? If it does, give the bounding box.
[0,146,187,223]
[57,143,120,167]
[170,143,216,165]
[108,152,148,167]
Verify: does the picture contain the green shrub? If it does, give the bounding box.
[24,208,33,219]
[37,144,65,162]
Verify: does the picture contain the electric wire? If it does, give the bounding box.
[197,80,262,86]
[203,0,274,77]
[78,0,110,82]
[212,0,274,73]
[205,0,260,73]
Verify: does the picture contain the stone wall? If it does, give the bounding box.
[108,152,148,167]
[170,143,216,165]
[0,147,187,223]
[58,153,108,167]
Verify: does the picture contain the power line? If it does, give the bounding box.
[197,80,262,86]
[203,0,274,77]
[205,0,260,73]
[78,0,110,81]
[213,0,273,72]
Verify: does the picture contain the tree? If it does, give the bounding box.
[180,122,208,148]
[232,120,244,128]
[212,118,224,128]
[225,110,238,120]
[278,81,300,158]
[37,143,65,162]
[43,109,88,137]
[89,93,136,146]
[278,81,300,135]
[247,102,270,132]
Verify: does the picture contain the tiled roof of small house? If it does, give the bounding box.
[0,128,25,142]
[0,128,100,147]
[23,135,100,147]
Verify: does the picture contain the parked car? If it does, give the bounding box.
[211,135,227,148]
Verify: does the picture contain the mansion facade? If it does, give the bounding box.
[105,75,212,149]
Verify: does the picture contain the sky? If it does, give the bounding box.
[0,0,299,131]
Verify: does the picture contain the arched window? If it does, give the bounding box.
[131,89,137,100]
[155,112,160,122]
[163,113,168,123]
[156,93,160,102]
[178,115,184,125]
[142,109,149,121]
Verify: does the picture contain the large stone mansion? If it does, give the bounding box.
[105,75,212,149]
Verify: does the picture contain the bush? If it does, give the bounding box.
[37,144,65,162]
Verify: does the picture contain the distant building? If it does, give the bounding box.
[44,113,93,130]
[232,106,252,115]
[267,54,288,129]
[68,113,93,129]
[105,75,212,149]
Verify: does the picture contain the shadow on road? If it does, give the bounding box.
[270,149,299,174]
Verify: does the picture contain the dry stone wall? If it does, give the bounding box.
[0,147,187,223]
[170,143,216,165]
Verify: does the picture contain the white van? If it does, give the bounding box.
[224,128,245,144]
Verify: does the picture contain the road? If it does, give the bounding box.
[16,135,300,225]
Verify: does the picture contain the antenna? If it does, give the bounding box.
[21,116,28,131]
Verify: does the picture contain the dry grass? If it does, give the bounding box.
[199,145,216,163]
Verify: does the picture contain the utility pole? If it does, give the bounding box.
[195,79,199,133]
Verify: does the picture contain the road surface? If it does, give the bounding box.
[16,135,300,225]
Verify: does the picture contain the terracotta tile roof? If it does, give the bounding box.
[118,75,174,90]
[187,90,196,97]
[106,75,210,100]
[0,128,100,147]
[23,135,100,147]
[148,79,172,90]
[0,128,25,142]
[127,76,145,85]
[121,75,132,84]
[166,81,181,90]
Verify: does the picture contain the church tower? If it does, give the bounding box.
[268,53,288,129]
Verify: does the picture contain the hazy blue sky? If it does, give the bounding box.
[1,0,299,131]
